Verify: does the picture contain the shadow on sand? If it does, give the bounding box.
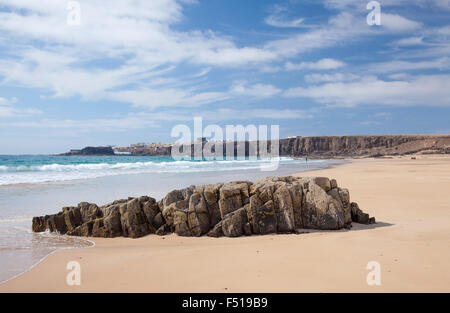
[294,221,394,235]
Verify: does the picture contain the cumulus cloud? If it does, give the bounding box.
[0,0,277,107]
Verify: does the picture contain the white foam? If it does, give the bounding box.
[0,158,310,186]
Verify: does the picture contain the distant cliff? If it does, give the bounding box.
[61,135,450,158]
[60,146,115,156]
[278,135,450,158]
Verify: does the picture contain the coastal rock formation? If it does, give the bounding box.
[32,176,376,238]
[60,146,115,156]
[66,135,450,157]
[278,135,450,158]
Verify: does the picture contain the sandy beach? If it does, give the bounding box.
[1,155,450,293]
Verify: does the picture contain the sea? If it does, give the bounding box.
[0,155,345,283]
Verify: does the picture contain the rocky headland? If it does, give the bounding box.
[61,135,450,158]
[59,146,115,156]
[32,176,375,238]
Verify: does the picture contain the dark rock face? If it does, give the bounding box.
[60,146,115,156]
[351,202,376,225]
[32,176,376,238]
[278,135,450,158]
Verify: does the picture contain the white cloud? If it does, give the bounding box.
[230,81,282,98]
[265,12,369,58]
[192,67,212,78]
[368,57,450,73]
[0,0,446,116]
[108,88,229,109]
[436,25,450,35]
[265,6,305,28]
[304,73,359,83]
[286,58,346,71]
[0,96,41,117]
[393,36,425,46]
[381,13,422,32]
[3,107,313,132]
[284,75,450,107]
[0,97,16,106]
[0,0,277,107]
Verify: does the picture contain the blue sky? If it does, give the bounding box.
[0,0,449,154]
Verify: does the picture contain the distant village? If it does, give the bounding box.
[112,138,210,155]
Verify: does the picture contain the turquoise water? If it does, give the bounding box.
[0,155,307,185]
[0,154,345,283]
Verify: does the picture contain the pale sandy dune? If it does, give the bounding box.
[1,155,450,292]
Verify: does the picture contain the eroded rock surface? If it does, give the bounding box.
[32,176,376,238]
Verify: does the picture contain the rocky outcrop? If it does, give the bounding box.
[32,176,376,238]
[60,146,115,156]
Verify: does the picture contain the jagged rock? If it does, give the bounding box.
[153,212,165,230]
[327,188,352,226]
[32,216,48,233]
[250,177,277,203]
[62,207,82,232]
[155,224,170,236]
[337,188,352,225]
[188,192,210,236]
[119,198,150,238]
[99,205,122,237]
[47,212,67,234]
[173,209,191,237]
[161,187,193,229]
[92,218,106,237]
[273,184,298,232]
[32,176,376,239]
[330,179,338,189]
[222,207,251,237]
[68,221,93,237]
[314,177,332,192]
[351,202,375,225]
[218,181,250,218]
[288,183,303,228]
[197,184,222,227]
[247,196,277,235]
[302,180,345,230]
[249,177,302,231]
[78,202,102,223]
[207,221,224,237]
[142,198,161,232]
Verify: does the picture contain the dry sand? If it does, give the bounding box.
[1,155,450,292]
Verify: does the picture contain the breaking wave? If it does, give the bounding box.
[0,157,313,185]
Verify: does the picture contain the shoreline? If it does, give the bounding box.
[0,157,344,284]
[0,238,96,285]
[1,154,450,292]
